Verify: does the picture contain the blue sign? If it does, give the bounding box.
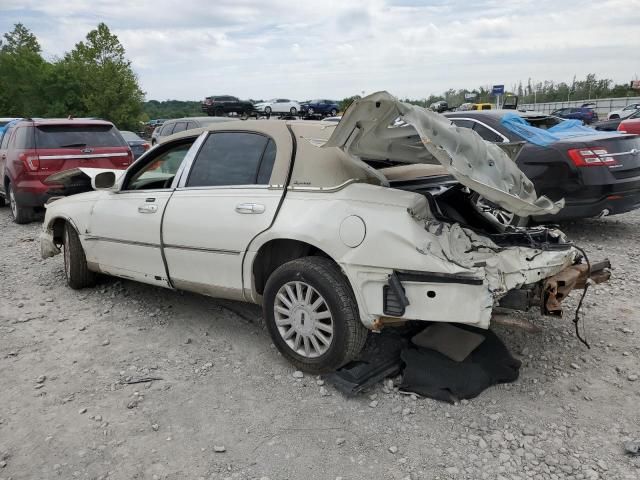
[492,84,505,95]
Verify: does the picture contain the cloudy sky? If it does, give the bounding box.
[1,0,638,101]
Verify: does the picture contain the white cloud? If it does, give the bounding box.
[1,0,638,101]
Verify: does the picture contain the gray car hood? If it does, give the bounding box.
[324,91,563,217]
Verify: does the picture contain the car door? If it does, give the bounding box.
[162,131,282,300]
[84,137,197,286]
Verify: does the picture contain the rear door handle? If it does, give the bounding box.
[138,204,158,214]
[235,203,265,214]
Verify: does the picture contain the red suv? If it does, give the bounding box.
[0,119,133,223]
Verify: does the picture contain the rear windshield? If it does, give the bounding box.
[525,116,565,130]
[30,125,126,149]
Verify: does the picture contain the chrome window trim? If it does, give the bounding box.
[287,178,360,192]
[39,153,129,160]
[449,117,509,143]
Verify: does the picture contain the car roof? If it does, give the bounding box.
[164,116,234,123]
[15,118,115,127]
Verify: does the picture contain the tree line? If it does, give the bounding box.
[404,74,637,109]
[2,23,637,128]
[0,23,144,130]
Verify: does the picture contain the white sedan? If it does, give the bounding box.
[40,92,606,372]
[253,98,301,115]
[607,103,640,120]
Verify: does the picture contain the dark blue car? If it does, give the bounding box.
[300,99,339,117]
[551,104,599,124]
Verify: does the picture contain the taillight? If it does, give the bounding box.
[127,149,134,164]
[18,152,40,171]
[142,142,150,151]
[567,147,617,167]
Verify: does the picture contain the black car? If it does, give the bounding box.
[444,110,640,224]
[593,109,640,131]
[299,99,339,117]
[120,130,150,159]
[201,95,255,117]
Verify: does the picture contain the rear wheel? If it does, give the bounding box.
[290,107,297,115]
[263,257,368,373]
[265,106,272,115]
[7,182,32,224]
[330,108,338,116]
[63,223,96,289]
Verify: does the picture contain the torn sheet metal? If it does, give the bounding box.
[325,91,564,217]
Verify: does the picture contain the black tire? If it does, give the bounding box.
[214,107,224,117]
[330,108,338,116]
[290,107,297,115]
[0,195,5,207]
[7,181,32,224]
[63,223,96,289]
[263,256,368,373]
[264,106,272,115]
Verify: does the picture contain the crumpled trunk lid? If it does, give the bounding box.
[324,91,564,217]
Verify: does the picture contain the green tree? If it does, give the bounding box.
[59,23,144,129]
[339,95,362,112]
[0,23,50,116]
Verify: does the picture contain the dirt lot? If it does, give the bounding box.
[1,206,639,480]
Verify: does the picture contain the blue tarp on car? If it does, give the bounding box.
[500,112,617,147]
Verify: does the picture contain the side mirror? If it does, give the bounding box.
[92,171,117,190]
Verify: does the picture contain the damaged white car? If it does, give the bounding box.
[40,92,609,372]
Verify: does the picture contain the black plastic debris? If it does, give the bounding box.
[325,328,411,396]
[327,323,521,403]
[400,326,521,403]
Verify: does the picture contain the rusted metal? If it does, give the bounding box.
[543,258,611,315]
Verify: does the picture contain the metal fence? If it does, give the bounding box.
[520,96,640,116]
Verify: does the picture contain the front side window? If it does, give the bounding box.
[160,123,175,136]
[0,127,13,149]
[171,122,188,134]
[125,141,194,190]
[186,132,276,187]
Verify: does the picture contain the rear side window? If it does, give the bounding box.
[186,132,275,187]
[451,119,474,129]
[33,125,126,148]
[472,123,504,143]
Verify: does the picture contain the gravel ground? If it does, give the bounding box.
[1,206,639,480]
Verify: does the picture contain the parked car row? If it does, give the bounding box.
[200,95,340,118]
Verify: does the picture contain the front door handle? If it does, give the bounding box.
[138,204,158,214]
[235,203,265,214]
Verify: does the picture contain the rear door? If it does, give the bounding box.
[162,131,283,300]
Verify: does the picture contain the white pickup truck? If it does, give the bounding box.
[40,92,605,372]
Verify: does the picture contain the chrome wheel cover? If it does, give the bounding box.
[8,186,17,218]
[274,281,334,358]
